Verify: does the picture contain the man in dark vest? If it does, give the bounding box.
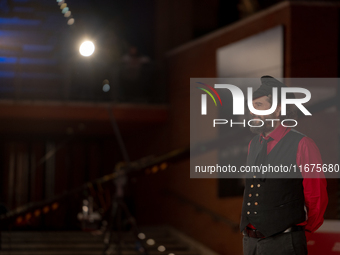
[240,76,328,255]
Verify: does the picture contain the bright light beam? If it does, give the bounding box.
[79,41,95,57]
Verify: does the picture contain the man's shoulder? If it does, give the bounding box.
[289,130,320,151]
[285,128,307,142]
[289,128,306,137]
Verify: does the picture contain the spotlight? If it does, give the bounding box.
[102,79,110,92]
[62,7,69,14]
[52,202,59,210]
[146,239,155,245]
[64,11,71,17]
[67,18,75,26]
[158,245,166,252]
[152,166,158,173]
[79,41,95,56]
[25,213,32,220]
[43,206,50,214]
[34,209,41,217]
[103,84,110,92]
[160,162,168,170]
[138,233,146,240]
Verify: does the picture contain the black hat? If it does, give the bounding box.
[253,75,295,100]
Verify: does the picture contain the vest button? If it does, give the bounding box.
[257,184,261,187]
[247,211,250,215]
[247,202,251,206]
[255,202,258,205]
[250,185,254,188]
[254,211,257,214]
[249,194,252,197]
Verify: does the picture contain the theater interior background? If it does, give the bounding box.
[0,0,340,254]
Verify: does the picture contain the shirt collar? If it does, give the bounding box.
[260,124,291,142]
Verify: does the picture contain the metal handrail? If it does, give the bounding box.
[1,95,336,222]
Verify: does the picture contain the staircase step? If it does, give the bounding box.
[0,251,199,255]
[0,226,206,255]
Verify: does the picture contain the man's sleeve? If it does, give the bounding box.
[248,140,251,155]
[297,137,328,239]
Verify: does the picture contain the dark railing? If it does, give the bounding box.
[0,147,189,221]
[0,94,337,233]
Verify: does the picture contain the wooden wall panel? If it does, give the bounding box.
[288,5,338,77]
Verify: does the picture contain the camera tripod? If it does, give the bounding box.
[102,107,148,255]
[102,169,148,255]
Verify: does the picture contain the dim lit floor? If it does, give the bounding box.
[1,225,218,255]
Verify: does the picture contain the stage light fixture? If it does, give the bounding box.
[138,233,146,240]
[43,206,50,213]
[160,162,168,170]
[64,10,71,17]
[67,18,75,25]
[62,7,69,14]
[158,245,166,252]
[102,78,110,92]
[34,209,41,217]
[152,166,158,173]
[79,41,95,56]
[103,84,110,92]
[146,239,155,245]
[52,202,59,210]
[60,3,67,9]
[82,205,88,212]
[25,213,32,220]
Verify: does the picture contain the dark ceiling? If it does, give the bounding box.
[1,0,339,103]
